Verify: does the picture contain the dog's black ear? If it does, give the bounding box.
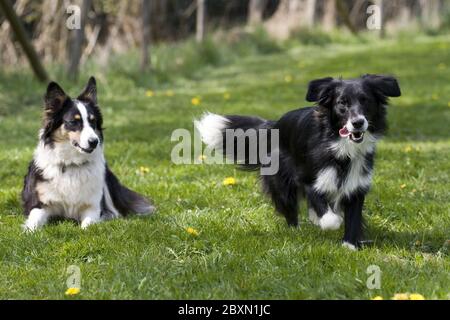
[306,77,335,102]
[363,74,401,98]
[45,81,68,111]
[78,76,97,104]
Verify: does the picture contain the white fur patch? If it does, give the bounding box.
[319,209,343,230]
[76,101,99,150]
[308,208,320,226]
[313,167,338,194]
[341,154,372,197]
[194,112,229,147]
[342,241,357,251]
[23,208,50,231]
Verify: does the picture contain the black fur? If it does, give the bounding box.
[206,74,401,248]
[22,161,46,216]
[105,165,154,216]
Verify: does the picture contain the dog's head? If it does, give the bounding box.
[42,77,103,154]
[306,74,401,143]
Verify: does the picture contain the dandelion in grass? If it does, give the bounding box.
[139,166,150,175]
[371,296,383,300]
[186,227,199,236]
[431,94,439,101]
[447,102,450,108]
[191,97,201,106]
[223,92,231,100]
[403,146,412,153]
[198,154,207,162]
[400,184,407,189]
[409,293,425,300]
[65,287,80,296]
[392,293,409,300]
[165,90,174,97]
[223,177,236,186]
[284,75,293,83]
[146,90,154,97]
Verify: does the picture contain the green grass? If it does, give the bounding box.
[0,33,449,300]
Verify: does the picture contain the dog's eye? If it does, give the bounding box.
[66,119,79,126]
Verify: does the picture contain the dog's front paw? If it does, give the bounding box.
[342,241,358,251]
[319,210,343,230]
[81,217,97,229]
[22,221,40,233]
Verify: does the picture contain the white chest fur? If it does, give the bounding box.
[34,140,105,219]
[313,133,377,204]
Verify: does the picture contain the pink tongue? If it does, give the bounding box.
[339,127,350,137]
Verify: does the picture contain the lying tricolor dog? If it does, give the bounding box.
[22,77,154,231]
[195,74,401,250]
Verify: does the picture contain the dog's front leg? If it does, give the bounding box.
[306,187,343,230]
[341,194,365,250]
[80,207,101,229]
[23,208,50,232]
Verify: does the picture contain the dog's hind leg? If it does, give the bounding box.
[262,169,299,227]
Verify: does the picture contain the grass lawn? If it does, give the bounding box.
[0,34,449,299]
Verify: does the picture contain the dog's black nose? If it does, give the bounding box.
[352,119,365,129]
[88,138,99,149]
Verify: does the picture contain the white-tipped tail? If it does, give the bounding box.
[194,112,229,147]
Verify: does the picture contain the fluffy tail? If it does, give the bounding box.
[103,166,155,217]
[194,112,274,170]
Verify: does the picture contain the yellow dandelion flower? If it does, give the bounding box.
[392,293,409,300]
[191,97,201,106]
[139,166,150,174]
[284,75,293,83]
[65,287,80,296]
[447,102,450,107]
[186,227,199,236]
[371,296,383,300]
[223,177,236,186]
[403,146,412,153]
[146,90,154,97]
[165,90,175,97]
[400,184,407,189]
[198,154,207,162]
[223,92,231,100]
[409,293,425,300]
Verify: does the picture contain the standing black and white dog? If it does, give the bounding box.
[195,74,401,249]
[22,77,155,231]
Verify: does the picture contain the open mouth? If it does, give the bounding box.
[339,126,365,143]
[72,141,95,153]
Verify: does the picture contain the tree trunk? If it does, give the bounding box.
[336,0,357,34]
[265,0,317,40]
[67,0,91,80]
[0,0,48,82]
[196,0,205,43]
[420,0,441,29]
[322,0,336,31]
[248,0,268,25]
[141,0,151,71]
